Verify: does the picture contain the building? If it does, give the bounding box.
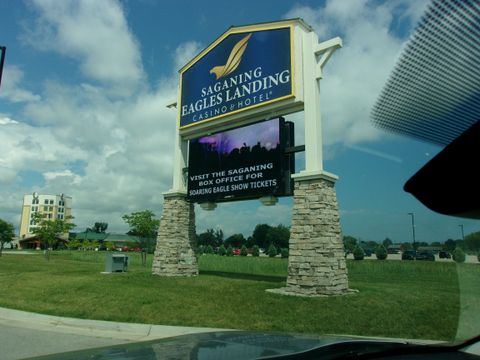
[19,192,73,248]
[73,232,142,250]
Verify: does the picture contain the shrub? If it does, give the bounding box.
[267,244,277,257]
[280,248,289,258]
[197,245,205,254]
[240,245,248,256]
[453,247,466,263]
[66,239,81,250]
[252,245,260,257]
[205,245,214,254]
[218,245,226,256]
[478,252,480,262]
[375,245,388,260]
[226,245,234,256]
[353,246,365,260]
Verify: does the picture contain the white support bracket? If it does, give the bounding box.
[298,34,342,180]
[315,37,342,80]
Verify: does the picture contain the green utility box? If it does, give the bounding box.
[105,253,128,272]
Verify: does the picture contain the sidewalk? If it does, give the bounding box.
[0,307,229,359]
[0,307,225,341]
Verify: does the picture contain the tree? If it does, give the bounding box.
[218,244,226,256]
[31,213,75,260]
[251,224,272,249]
[444,239,456,251]
[267,244,277,257]
[265,224,290,250]
[240,245,248,256]
[382,238,393,249]
[343,235,357,253]
[363,240,378,250]
[89,222,108,233]
[0,219,15,257]
[224,233,245,248]
[252,245,260,257]
[453,247,466,263]
[197,228,223,248]
[464,231,480,253]
[122,210,159,265]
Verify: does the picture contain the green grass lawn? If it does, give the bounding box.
[0,251,478,342]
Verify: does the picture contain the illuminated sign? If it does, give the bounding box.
[179,26,293,129]
[187,118,293,202]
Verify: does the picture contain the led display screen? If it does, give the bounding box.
[187,118,293,203]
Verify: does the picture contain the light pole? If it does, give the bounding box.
[408,212,416,249]
[0,46,6,90]
[459,224,464,240]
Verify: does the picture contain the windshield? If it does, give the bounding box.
[0,0,479,359]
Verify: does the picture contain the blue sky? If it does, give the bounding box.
[1,0,477,243]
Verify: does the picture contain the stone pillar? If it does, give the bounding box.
[152,192,198,276]
[269,174,350,296]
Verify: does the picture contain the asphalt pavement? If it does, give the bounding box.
[0,307,227,359]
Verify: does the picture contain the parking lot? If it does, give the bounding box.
[346,252,478,263]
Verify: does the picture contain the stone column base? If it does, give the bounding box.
[152,192,198,277]
[271,174,350,296]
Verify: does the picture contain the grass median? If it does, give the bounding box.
[0,251,477,341]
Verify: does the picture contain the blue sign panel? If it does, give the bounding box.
[179,26,293,129]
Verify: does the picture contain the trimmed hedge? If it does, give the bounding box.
[452,247,466,263]
[375,245,388,260]
[353,246,365,260]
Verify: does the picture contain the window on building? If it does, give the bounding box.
[49,199,54,205]
[47,214,52,219]
[48,206,53,212]
[57,214,64,220]
[43,205,48,211]
[59,200,65,206]
[32,198,39,205]
[44,199,49,204]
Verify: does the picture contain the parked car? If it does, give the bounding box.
[439,251,451,259]
[233,248,241,256]
[364,249,373,257]
[401,250,416,260]
[416,251,435,261]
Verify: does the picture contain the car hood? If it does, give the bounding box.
[27,330,449,360]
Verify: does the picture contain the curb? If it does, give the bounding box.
[0,307,228,341]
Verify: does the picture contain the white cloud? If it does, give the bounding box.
[43,170,82,184]
[0,65,41,103]
[0,116,87,173]
[285,0,428,146]
[22,0,144,94]
[174,41,203,72]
